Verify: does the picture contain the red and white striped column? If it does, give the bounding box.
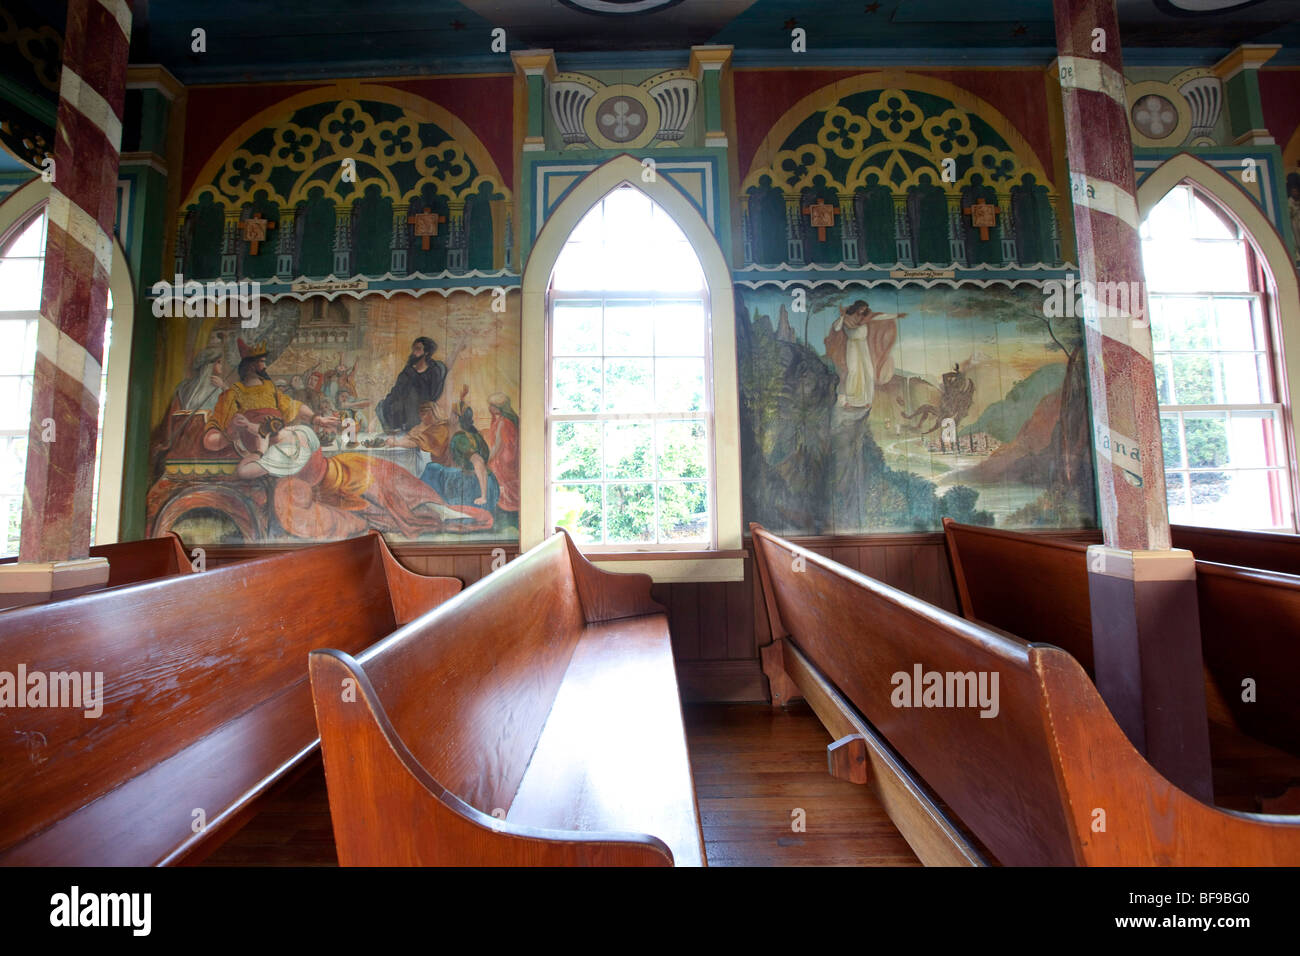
[1053,0,1212,801]
[18,0,131,569]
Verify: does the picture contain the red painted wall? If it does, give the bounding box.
[1260,68,1300,162]
[732,67,1057,186]
[179,74,515,201]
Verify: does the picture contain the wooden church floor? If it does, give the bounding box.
[199,701,920,867]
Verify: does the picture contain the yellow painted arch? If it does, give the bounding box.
[181,81,509,212]
[743,70,1056,195]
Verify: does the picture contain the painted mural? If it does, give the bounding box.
[146,291,520,544]
[176,89,513,282]
[740,83,1065,269]
[737,283,1096,535]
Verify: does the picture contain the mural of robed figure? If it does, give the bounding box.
[824,300,905,411]
[377,336,447,432]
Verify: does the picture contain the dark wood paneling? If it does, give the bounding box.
[202,529,1099,701]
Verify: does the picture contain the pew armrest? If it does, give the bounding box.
[372,532,462,626]
[309,648,675,866]
[1035,645,1300,865]
[556,528,667,624]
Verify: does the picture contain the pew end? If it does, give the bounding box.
[371,530,462,626]
[555,527,667,623]
[1033,644,1300,866]
[308,529,705,867]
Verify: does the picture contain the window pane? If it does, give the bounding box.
[1211,297,1260,350]
[552,242,608,289]
[604,421,652,479]
[604,301,654,356]
[567,205,603,245]
[1166,472,1188,521]
[3,494,20,557]
[1182,414,1228,468]
[1155,358,1172,405]
[1170,354,1217,404]
[1220,353,1266,404]
[657,419,707,479]
[1149,297,1171,350]
[554,483,602,544]
[1191,193,1237,240]
[0,379,30,431]
[1144,186,1193,239]
[1161,298,1213,349]
[603,358,652,413]
[658,482,708,542]
[552,421,601,481]
[552,358,600,413]
[4,213,45,257]
[1188,470,1288,529]
[0,257,42,310]
[1160,415,1183,469]
[1226,410,1282,469]
[655,301,706,356]
[0,320,32,374]
[655,357,704,412]
[0,437,27,495]
[605,483,654,543]
[552,301,602,355]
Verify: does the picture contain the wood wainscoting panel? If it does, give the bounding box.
[201,529,1097,702]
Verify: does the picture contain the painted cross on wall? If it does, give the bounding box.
[241,212,276,254]
[802,198,839,241]
[411,206,448,250]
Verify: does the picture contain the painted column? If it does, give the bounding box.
[8,0,130,600]
[1053,0,1212,801]
[690,46,732,149]
[119,65,183,543]
[511,49,556,153]
[1213,44,1280,146]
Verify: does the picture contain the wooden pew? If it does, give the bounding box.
[752,523,1300,865]
[309,528,706,867]
[0,533,196,600]
[0,532,459,866]
[942,518,1300,807]
[1172,524,1300,576]
[1196,562,1300,758]
[940,520,1094,674]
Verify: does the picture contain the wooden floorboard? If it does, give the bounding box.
[200,700,919,866]
[685,702,920,867]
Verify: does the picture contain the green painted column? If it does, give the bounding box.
[118,68,182,541]
[690,46,732,148]
[1213,44,1280,145]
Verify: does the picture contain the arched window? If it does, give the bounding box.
[545,184,715,548]
[1141,183,1294,530]
[0,203,115,556]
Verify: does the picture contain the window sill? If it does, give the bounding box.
[583,549,747,584]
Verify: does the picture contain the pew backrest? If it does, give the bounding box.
[0,531,460,864]
[941,518,1094,673]
[754,524,1300,865]
[944,518,1300,754]
[310,529,688,866]
[754,525,1080,865]
[1173,524,1300,576]
[1196,561,1300,756]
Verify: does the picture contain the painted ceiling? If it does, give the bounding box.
[7,0,1300,85]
